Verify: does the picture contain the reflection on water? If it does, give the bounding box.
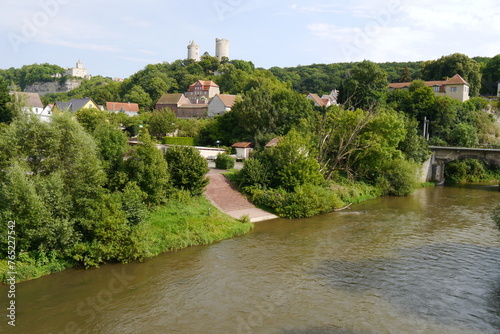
[2,186,500,334]
[315,243,500,332]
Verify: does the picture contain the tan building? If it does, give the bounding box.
[388,74,470,102]
[186,80,220,104]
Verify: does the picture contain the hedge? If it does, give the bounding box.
[162,137,195,146]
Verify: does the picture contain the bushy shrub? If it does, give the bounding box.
[238,158,271,190]
[165,145,209,196]
[251,185,344,219]
[445,159,488,184]
[376,158,418,196]
[215,153,235,169]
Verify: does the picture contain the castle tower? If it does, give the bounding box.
[215,38,229,61]
[187,41,200,61]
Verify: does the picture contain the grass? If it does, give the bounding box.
[143,196,253,256]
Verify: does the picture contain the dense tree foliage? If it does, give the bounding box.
[165,145,209,196]
[339,60,389,110]
[0,63,65,90]
[0,77,12,123]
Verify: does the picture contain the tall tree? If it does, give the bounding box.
[399,66,412,82]
[480,54,500,95]
[339,60,389,110]
[0,77,12,124]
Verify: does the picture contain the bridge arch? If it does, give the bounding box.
[425,146,500,184]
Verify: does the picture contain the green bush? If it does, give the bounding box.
[445,159,490,184]
[251,185,344,219]
[165,145,209,196]
[238,158,271,190]
[162,137,195,146]
[376,158,418,196]
[215,153,235,169]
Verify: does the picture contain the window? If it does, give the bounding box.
[450,87,457,92]
[433,86,440,92]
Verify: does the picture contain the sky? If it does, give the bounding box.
[0,0,499,79]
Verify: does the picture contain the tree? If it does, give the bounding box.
[123,85,152,110]
[339,60,389,110]
[147,108,178,141]
[92,122,129,186]
[75,107,109,133]
[481,54,500,95]
[317,106,407,181]
[399,66,412,82]
[165,145,209,196]
[420,53,482,96]
[268,129,324,191]
[123,130,170,205]
[0,77,12,123]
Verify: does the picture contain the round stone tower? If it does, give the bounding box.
[215,38,229,61]
[187,41,200,61]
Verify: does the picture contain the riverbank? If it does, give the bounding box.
[0,196,253,283]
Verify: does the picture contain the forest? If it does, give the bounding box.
[1,53,500,281]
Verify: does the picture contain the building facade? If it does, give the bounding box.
[185,80,220,104]
[65,60,90,79]
[388,74,470,102]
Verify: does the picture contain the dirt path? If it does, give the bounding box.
[205,170,278,223]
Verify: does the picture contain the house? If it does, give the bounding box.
[53,98,99,112]
[155,93,192,114]
[185,80,220,104]
[106,102,140,117]
[207,94,237,117]
[232,142,253,160]
[9,92,49,121]
[306,89,339,107]
[388,74,470,102]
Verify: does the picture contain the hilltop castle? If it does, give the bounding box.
[187,38,229,61]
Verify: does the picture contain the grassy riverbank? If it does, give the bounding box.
[0,196,252,283]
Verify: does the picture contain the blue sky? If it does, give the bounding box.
[1,0,499,79]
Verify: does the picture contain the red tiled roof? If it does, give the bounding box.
[232,142,252,148]
[445,74,469,86]
[106,102,139,112]
[388,74,469,90]
[188,80,219,92]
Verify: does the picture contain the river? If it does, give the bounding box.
[2,185,500,334]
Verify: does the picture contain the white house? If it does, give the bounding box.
[232,142,253,160]
[10,92,50,122]
[207,94,237,117]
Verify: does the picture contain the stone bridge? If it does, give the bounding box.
[423,146,500,184]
